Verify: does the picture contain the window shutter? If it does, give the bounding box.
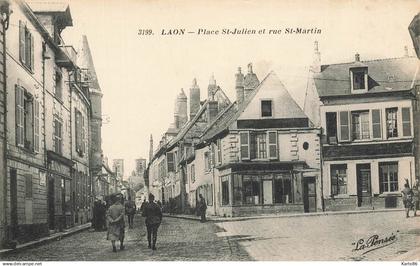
[19,21,25,64]
[30,34,34,70]
[249,132,256,159]
[268,131,278,159]
[167,152,174,172]
[402,107,412,137]
[339,111,350,141]
[371,109,382,139]
[15,85,24,147]
[239,132,250,160]
[34,100,40,152]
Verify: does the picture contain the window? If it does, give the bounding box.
[75,110,85,156]
[221,176,229,206]
[326,112,338,144]
[330,164,347,195]
[53,117,63,154]
[371,109,382,139]
[274,174,292,203]
[204,151,211,171]
[261,100,273,117]
[379,162,398,193]
[243,175,260,204]
[402,107,411,137]
[268,131,278,159]
[352,111,369,140]
[339,111,350,141]
[352,71,366,90]
[190,164,195,183]
[19,20,34,71]
[386,108,398,138]
[256,132,267,159]
[233,174,243,205]
[25,174,32,198]
[166,152,175,172]
[15,85,39,152]
[239,132,250,160]
[54,70,63,101]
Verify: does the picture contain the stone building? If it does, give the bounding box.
[304,43,419,211]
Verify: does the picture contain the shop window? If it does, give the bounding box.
[221,177,229,206]
[274,174,292,203]
[379,162,398,193]
[243,175,260,204]
[233,174,243,205]
[330,164,347,195]
[386,108,398,138]
[352,111,370,140]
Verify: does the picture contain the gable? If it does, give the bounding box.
[238,72,307,120]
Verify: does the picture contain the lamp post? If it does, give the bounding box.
[409,12,420,59]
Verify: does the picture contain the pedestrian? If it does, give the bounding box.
[156,200,162,209]
[142,193,162,250]
[99,200,107,231]
[198,194,207,223]
[140,199,147,214]
[412,183,419,217]
[92,200,100,231]
[107,194,125,252]
[401,182,413,218]
[125,196,136,229]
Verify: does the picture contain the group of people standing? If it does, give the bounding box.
[105,193,163,252]
[402,181,420,218]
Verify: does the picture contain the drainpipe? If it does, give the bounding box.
[319,128,325,212]
[42,42,48,228]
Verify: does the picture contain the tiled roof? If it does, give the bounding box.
[200,102,238,142]
[314,56,419,97]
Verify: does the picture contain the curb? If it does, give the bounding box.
[164,208,405,223]
[0,223,92,256]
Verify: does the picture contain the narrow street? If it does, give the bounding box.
[1,216,250,261]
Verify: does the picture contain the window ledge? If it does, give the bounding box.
[377,193,401,198]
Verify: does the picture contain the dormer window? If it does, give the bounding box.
[350,68,368,93]
[261,100,273,117]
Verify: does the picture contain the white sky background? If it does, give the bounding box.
[60,0,420,176]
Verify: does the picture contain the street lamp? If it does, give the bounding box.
[409,12,420,59]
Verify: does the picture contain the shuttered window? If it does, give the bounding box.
[339,111,350,141]
[15,85,25,147]
[402,107,411,137]
[371,109,381,139]
[167,152,175,172]
[239,132,250,160]
[19,20,34,71]
[268,131,278,159]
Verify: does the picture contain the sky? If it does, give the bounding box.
[59,0,420,177]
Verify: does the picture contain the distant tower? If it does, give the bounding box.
[149,134,153,163]
[311,41,321,73]
[189,78,200,120]
[174,89,188,129]
[208,74,217,100]
[78,35,103,173]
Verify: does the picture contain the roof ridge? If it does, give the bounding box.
[321,56,417,67]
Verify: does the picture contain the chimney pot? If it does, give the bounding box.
[404,46,409,57]
[355,53,360,62]
[247,63,253,73]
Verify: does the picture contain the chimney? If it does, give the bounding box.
[244,63,259,99]
[174,88,188,129]
[208,74,217,100]
[235,67,244,106]
[189,78,200,120]
[311,41,321,73]
[404,46,409,57]
[355,53,360,62]
[207,101,219,124]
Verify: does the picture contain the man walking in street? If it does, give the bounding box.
[142,193,162,250]
[106,194,125,252]
[402,182,414,218]
[198,194,207,223]
[125,196,136,229]
[412,183,419,216]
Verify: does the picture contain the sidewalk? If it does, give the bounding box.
[164,208,405,222]
[0,223,91,256]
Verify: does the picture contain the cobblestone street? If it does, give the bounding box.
[215,211,420,261]
[1,217,250,261]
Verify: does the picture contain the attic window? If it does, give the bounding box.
[350,68,368,93]
[261,100,273,117]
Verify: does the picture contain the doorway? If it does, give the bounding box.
[48,177,55,230]
[357,164,372,207]
[303,177,316,212]
[263,180,273,205]
[10,168,18,239]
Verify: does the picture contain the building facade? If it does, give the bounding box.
[304,47,419,211]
